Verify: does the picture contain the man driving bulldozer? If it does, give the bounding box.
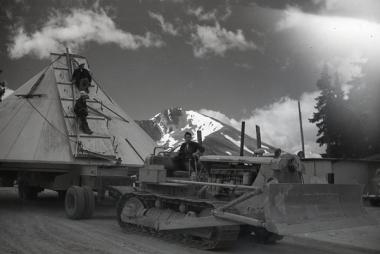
[175,132,205,174]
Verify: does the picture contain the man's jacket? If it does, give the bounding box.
[72,68,92,85]
[177,141,205,160]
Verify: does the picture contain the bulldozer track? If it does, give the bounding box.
[117,192,240,250]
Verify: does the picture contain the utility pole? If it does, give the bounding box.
[197,130,202,145]
[298,100,305,157]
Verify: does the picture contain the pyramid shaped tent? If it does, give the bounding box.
[0,53,156,166]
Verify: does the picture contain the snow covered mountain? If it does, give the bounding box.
[137,107,275,156]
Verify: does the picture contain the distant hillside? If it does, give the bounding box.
[136,107,276,156]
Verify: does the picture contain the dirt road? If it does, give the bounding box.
[0,188,375,254]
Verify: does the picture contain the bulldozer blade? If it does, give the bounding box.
[264,184,377,235]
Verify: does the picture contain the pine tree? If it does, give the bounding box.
[310,66,346,158]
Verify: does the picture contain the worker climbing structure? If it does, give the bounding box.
[0,51,156,218]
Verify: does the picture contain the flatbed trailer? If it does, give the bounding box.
[0,51,156,218]
[0,160,142,220]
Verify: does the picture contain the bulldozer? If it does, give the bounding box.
[114,149,375,250]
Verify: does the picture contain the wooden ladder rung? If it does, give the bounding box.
[57,81,72,85]
[60,97,99,103]
[65,115,106,120]
[57,82,95,87]
[69,134,111,139]
[54,67,69,71]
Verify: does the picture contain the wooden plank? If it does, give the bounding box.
[57,82,94,87]
[68,134,111,139]
[54,69,71,84]
[60,97,100,103]
[75,137,115,157]
[57,81,72,85]
[53,67,69,71]
[57,85,73,99]
[76,152,115,160]
[65,115,105,120]
[50,52,86,59]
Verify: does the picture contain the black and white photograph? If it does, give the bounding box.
[0,0,379,253]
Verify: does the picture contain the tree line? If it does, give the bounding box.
[310,65,380,159]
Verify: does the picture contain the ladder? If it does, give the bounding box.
[51,52,116,160]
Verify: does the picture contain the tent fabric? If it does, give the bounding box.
[0,53,156,166]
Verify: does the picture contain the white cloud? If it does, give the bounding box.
[276,7,379,96]
[326,55,367,84]
[187,6,231,22]
[191,22,257,58]
[276,7,380,57]
[148,11,178,36]
[323,54,368,99]
[320,0,380,16]
[187,7,217,22]
[200,91,324,158]
[8,9,164,59]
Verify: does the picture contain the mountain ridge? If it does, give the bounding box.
[136,107,276,156]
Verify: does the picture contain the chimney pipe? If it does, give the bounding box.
[240,121,245,156]
[255,125,262,149]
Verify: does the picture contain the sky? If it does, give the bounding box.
[1,0,379,156]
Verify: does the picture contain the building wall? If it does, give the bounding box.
[303,160,331,184]
[332,161,369,185]
[302,159,380,192]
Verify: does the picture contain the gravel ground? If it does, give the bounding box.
[0,187,377,254]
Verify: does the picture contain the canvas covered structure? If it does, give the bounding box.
[0,53,156,166]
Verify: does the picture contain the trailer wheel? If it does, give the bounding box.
[65,186,85,219]
[82,186,95,219]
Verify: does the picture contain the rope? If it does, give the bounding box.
[25,98,78,145]
[0,57,61,137]
[3,55,118,160]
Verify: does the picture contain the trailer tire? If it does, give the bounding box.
[65,186,85,219]
[82,186,95,219]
